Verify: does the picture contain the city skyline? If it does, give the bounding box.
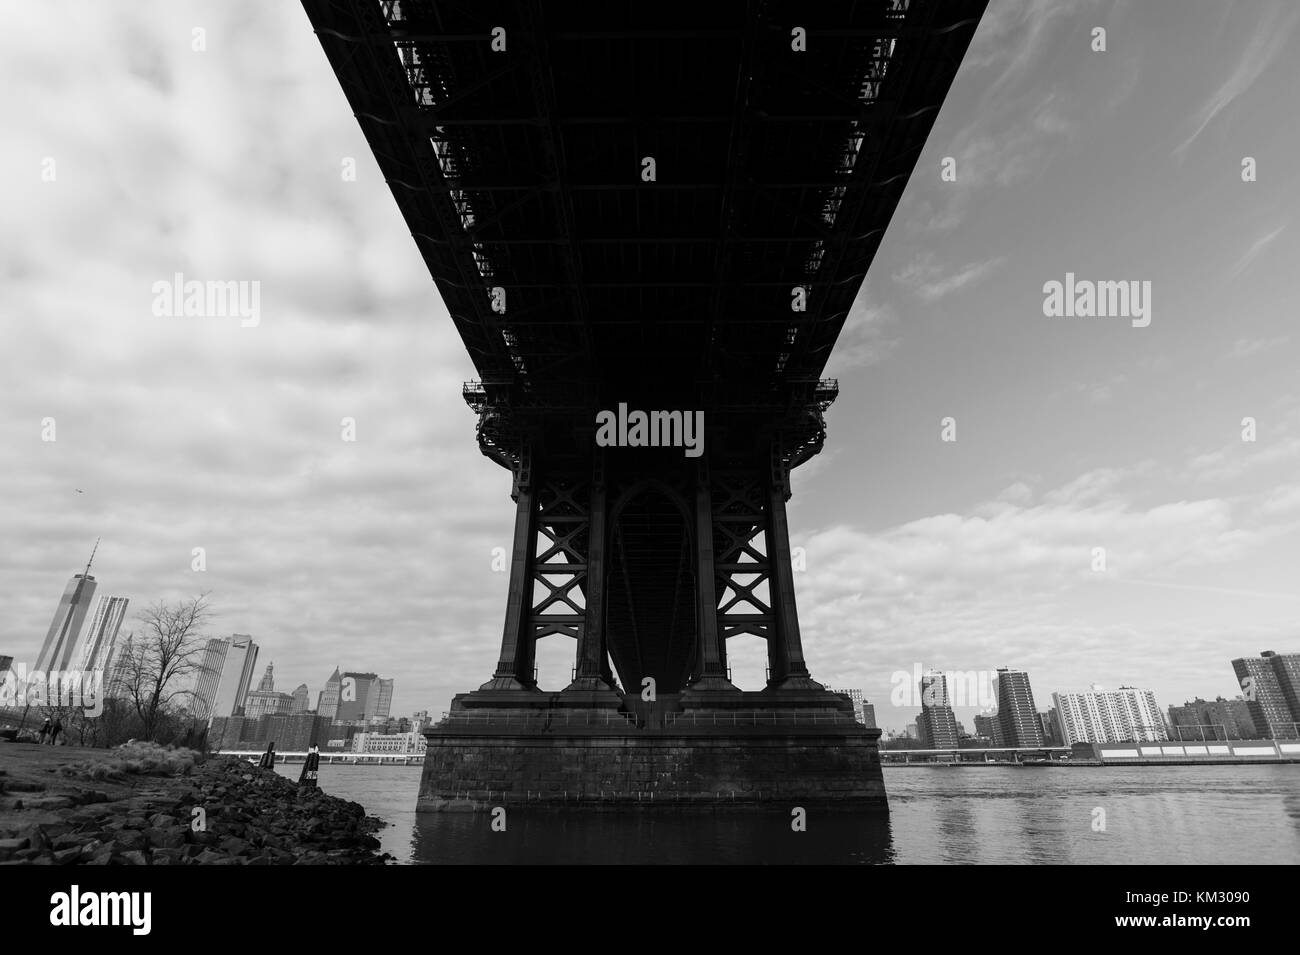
[5,552,1290,734]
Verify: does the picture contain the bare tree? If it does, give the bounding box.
[118,593,213,741]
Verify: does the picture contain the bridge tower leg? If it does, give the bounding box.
[478,451,540,693]
[681,457,737,700]
[563,450,622,705]
[763,445,821,693]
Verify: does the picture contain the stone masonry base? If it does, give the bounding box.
[417,726,888,812]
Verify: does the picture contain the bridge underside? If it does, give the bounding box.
[305,0,985,810]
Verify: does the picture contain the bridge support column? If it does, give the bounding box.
[479,460,540,692]
[764,453,821,692]
[683,457,737,700]
[564,452,621,703]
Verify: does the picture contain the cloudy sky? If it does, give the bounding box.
[2,1,1297,731]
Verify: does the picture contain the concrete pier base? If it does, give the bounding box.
[417,691,888,812]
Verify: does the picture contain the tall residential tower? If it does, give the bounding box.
[916,671,959,748]
[1232,651,1300,739]
[995,668,1044,747]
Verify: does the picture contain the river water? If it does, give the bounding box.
[273,763,1300,864]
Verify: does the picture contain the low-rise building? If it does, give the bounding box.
[351,731,426,754]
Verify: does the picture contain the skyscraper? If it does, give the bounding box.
[208,634,259,721]
[106,633,135,698]
[1232,651,1300,739]
[336,672,382,723]
[1052,686,1167,744]
[316,667,341,719]
[35,545,101,673]
[192,637,232,722]
[372,678,394,721]
[916,670,959,748]
[994,668,1043,747]
[76,595,129,674]
[291,683,311,714]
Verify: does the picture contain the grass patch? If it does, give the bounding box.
[58,741,199,781]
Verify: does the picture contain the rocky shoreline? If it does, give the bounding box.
[0,742,391,865]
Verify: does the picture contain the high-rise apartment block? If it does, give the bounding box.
[916,671,958,748]
[994,668,1043,747]
[1232,651,1300,739]
[1052,686,1167,744]
[1167,696,1258,741]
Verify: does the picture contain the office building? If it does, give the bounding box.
[35,567,98,674]
[209,713,334,752]
[351,730,426,754]
[336,671,378,722]
[1232,651,1300,739]
[192,638,231,722]
[916,670,959,748]
[336,672,396,722]
[316,667,342,719]
[994,668,1044,747]
[208,634,259,721]
[373,678,394,720]
[243,662,295,719]
[1052,686,1167,744]
[106,634,135,698]
[290,683,311,714]
[76,595,129,674]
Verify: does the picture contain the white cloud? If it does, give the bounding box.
[1173,3,1300,160]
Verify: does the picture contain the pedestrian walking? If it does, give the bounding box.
[38,717,51,745]
[50,717,63,746]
